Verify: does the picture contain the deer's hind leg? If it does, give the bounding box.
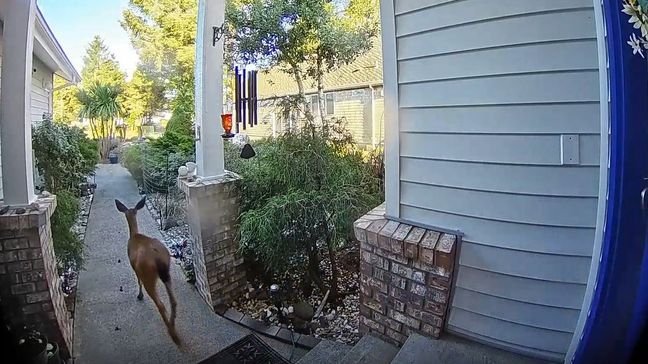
[142,273,181,345]
[137,278,143,300]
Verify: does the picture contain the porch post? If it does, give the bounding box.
[194,0,225,178]
[0,0,37,205]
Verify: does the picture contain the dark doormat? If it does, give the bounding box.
[198,334,291,364]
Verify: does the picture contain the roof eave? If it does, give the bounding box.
[33,6,81,83]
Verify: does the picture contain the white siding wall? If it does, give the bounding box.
[0,33,55,199]
[386,0,600,361]
[30,57,53,123]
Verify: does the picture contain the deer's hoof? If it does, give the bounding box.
[137,293,144,301]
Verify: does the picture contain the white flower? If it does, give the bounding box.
[628,33,645,58]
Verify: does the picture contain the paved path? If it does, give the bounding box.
[73,164,305,363]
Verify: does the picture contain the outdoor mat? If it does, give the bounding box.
[198,334,291,364]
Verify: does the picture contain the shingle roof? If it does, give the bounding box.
[256,38,383,100]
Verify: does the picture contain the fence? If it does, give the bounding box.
[140,146,191,229]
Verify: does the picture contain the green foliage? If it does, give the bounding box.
[51,191,83,270]
[32,122,98,270]
[150,130,195,156]
[226,0,380,120]
[122,67,167,134]
[121,142,146,184]
[236,123,380,300]
[78,84,124,159]
[53,75,82,123]
[81,36,126,89]
[121,131,195,192]
[121,0,198,119]
[32,122,99,193]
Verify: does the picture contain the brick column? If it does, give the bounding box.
[179,173,246,308]
[354,203,458,346]
[0,196,73,358]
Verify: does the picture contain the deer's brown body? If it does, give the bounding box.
[116,197,181,346]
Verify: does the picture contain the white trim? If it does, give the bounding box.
[31,6,80,83]
[380,0,400,218]
[566,1,610,362]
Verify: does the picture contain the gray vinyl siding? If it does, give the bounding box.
[390,0,600,361]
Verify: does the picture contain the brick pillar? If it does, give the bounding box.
[0,196,73,358]
[354,203,458,347]
[179,173,246,308]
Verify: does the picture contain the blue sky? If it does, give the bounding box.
[38,0,139,78]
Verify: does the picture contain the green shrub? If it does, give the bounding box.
[237,122,380,302]
[121,131,194,192]
[121,142,146,185]
[33,122,98,192]
[32,121,98,270]
[51,190,83,269]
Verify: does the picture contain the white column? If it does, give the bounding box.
[194,0,225,177]
[0,0,37,205]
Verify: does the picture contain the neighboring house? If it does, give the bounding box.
[354,1,648,363]
[0,5,81,198]
[244,40,385,147]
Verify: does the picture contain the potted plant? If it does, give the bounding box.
[109,151,118,164]
[46,341,61,364]
[16,328,48,364]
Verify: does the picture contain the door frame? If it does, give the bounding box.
[572,1,648,363]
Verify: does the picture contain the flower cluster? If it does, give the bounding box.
[624,0,648,58]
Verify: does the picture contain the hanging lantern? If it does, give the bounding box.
[221,113,234,139]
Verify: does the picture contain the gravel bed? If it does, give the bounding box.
[232,245,362,345]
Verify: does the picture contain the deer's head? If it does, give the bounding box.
[115,197,146,235]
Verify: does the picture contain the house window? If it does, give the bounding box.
[310,95,319,116]
[309,94,335,116]
[325,93,335,115]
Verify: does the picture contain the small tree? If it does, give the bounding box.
[78,84,124,160]
[238,121,380,302]
[226,0,379,122]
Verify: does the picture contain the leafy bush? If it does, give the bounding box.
[32,121,98,270]
[237,122,381,301]
[51,190,83,269]
[121,142,146,185]
[33,122,99,192]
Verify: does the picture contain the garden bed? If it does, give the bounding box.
[231,244,362,345]
[145,193,363,345]
[61,192,94,314]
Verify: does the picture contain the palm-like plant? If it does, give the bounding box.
[78,84,123,160]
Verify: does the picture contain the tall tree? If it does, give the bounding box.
[226,0,380,122]
[52,75,82,123]
[122,66,166,138]
[81,35,126,88]
[121,0,198,136]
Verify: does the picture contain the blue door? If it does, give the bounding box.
[573,1,648,363]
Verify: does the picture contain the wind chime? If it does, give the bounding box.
[222,66,258,136]
[221,66,258,158]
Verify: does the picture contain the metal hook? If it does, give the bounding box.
[212,23,225,46]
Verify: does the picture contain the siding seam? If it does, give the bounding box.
[401,203,597,228]
[396,7,595,39]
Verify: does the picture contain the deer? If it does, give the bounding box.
[115,197,181,346]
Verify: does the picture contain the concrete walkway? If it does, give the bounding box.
[73,164,305,364]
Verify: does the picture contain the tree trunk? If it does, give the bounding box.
[316,57,326,123]
[326,234,340,304]
[290,63,313,124]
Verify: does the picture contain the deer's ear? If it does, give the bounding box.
[115,199,128,213]
[135,196,146,210]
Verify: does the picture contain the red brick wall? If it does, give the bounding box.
[354,204,458,346]
[0,198,72,358]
